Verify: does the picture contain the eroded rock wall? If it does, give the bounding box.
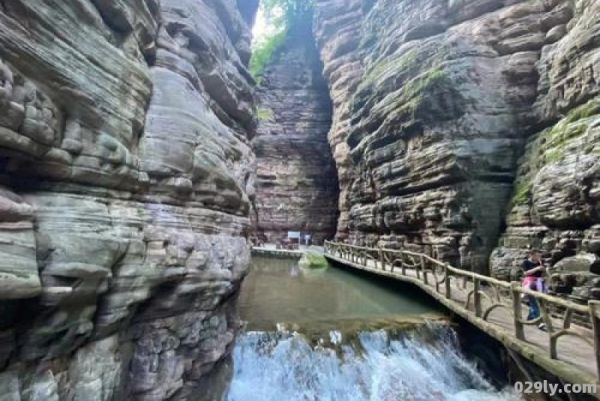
[253,20,338,244]
[0,1,256,400]
[490,0,600,301]
[313,0,599,278]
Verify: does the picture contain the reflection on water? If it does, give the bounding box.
[239,256,441,329]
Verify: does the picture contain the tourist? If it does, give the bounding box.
[522,250,546,330]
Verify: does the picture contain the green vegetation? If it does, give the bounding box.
[394,66,449,118]
[508,99,600,208]
[544,123,588,163]
[348,65,454,148]
[541,99,599,163]
[562,99,600,124]
[250,30,286,80]
[403,66,446,99]
[511,180,532,206]
[364,49,418,84]
[262,0,314,24]
[250,0,314,81]
[257,107,274,121]
[299,252,329,269]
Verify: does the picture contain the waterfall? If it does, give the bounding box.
[226,324,522,401]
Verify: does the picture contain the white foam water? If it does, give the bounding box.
[226,325,522,401]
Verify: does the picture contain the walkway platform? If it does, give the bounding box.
[324,241,600,399]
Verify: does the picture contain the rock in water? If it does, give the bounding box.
[299,252,329,269]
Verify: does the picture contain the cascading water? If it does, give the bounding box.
[228,257,523,401]
[227,324,521,401]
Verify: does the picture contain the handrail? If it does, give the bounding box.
[324,241,600,381]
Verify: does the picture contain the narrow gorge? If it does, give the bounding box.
[0,0,598,400]
[252,17,338,245]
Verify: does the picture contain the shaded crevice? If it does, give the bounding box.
[251,14,339,245]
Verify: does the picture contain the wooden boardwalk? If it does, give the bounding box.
[324,241,600,399]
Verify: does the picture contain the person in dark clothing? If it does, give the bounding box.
[522,250,546,329]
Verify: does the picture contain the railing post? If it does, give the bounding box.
[532,297,558,359]
[416,255,422,279]
[400,254,406,275]
[590,301,600,379]
[539,299,555,358]
[473,278,482,318]
[444,264,451,299]
[511,282,525,341]
[378,248,384,271]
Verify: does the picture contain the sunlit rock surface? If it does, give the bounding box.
[253,20,338,244]
[0,0,256,400]
[313,0,600,282]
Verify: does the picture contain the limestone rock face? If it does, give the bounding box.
[313,0,600,278]
[253,21,338,244]
[0,1,256,400]
[314,0,532,272]
[488,0,600,296]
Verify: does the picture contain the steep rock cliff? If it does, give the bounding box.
[490,0,600,301]
[253,21,338,244]
[0,1,256,400]
[313,0,599,280]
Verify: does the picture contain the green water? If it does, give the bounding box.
[229,256,521,401]
[239,256,443,330]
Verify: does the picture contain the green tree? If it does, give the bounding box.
[250,0,314,81]
[262,0,313,26]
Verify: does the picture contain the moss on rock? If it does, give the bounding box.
[364,49,418,84]
[257,107,274,121]
[540,99,598,163]
[563,99,600,124]
[507,99,600,211]
[511,180,533,206]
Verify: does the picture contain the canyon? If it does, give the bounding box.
[253,21,338,244]
[0,0,598,400]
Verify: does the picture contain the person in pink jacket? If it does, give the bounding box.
[522,250,546,330]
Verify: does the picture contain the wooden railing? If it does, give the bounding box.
[324,241,600,380]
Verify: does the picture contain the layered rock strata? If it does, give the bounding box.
[313,0,599,280]
[0,1,257,400]
[253,20,338,244]
[489,0,600,304]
